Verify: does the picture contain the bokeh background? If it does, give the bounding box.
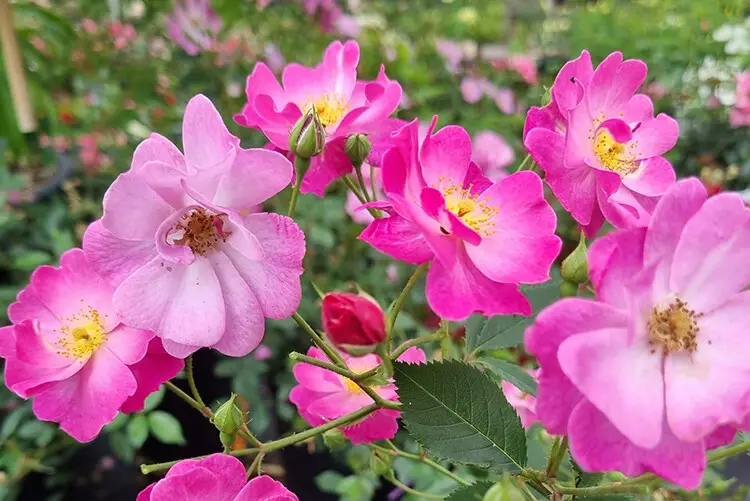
[0,0,749,499]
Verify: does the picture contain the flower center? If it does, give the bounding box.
[343,377,364,395]
[594,129,638,176]
[54,306,107,359]
[168,207,231,256]
[647,298,702,354]
[306,94,349,128]
[438,177,499,236]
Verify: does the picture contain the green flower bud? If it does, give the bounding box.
[220,431,235,450]
[344,134,372,166]
[369,449,392,477]
[561,235,588,285]
[289,108,325,159]
[212,393,244,436]
[483,475,525,501]
[560,280,578,297]
[322,428,348,450]
[541,86,552,106]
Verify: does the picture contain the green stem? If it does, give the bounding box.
[288,156,310,218]
[376,343,394,378]
[292,312,347,367]
[354,163,372,203]
[377,441,470,486]
[554,482,650,497]
[546,436,568,478]
[342,175,380,218]
[165,381,211,418]
[386,475,445,499]
[370,163,378,201]
[515,153,533,173]
[239,426,262,449]
[387,263,430,348]
[185,355,206,409]
[246,451,265,479]
[707,440,750,462]
[390,330,446,361]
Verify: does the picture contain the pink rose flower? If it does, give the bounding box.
[360,117,561,321]
[234,40,402,196]
[471,130,514,181]
[460,77,516,113]
[289,346,425,444]
[436,39,465,75]
[137,454,298,501]
[497,55,539,86]
[526,179,750,488]
[83,95,305,358]
[501,368,540,430]
[729,71,750,128]
[524,51,678,237]
[166,0,222,56]
[0,249,183,442]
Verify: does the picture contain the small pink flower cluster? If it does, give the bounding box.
[729,71,750,128]
[166,0,222,56]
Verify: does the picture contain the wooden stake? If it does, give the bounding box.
[0,0,37,133]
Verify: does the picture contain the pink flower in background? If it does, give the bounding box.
[729,71,750,128]
[706,95,721,109]
[137,454,298,501]
[263,43,285,73]
[299,0,360,36]
[436,39,464,74]
[81,18,98,33]
[78,134,103,174]
[84,95,304,358]
[360,118,561,321]
[253,344,273,361]
[644,81,669,101]
[345,165,383,224]
[166,0,222,56]
[235,40,402,196]
[526,179,750,488]
[289,346,425,444]
[472,131,514,181]
[0,249,182,442]
[524,51,678,237]
[460,77,516,114]
[110,22,137,50]
[493,55,538,86]
[501,369,540,429]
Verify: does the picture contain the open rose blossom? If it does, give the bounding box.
[137,454,298,501]
[360,117,561,321]
[84,94,305,358]
[289,346,425,444]
[0,249,183,442]
[501,368,540,430]
[234,40,402,196]
[524,51,679,237]
[526,178,750,488]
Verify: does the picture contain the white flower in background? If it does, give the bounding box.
[713,18,750,55]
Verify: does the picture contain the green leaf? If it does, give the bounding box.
[142,385,166,413]
[445,481,494,500]
[148,411,186,445]
[0,405,30,441]
[478,358,537,396]
[395,360,526,472]
[465,271,561,354]
[127,414,149,449]
[110,431,135,462]
[104,412,129,432]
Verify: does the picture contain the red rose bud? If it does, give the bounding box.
[322,292,386,350]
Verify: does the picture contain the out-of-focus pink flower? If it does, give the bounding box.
[501,368,539,429]
[706,95,721,109]
[289,346,425,444]
[137,455,298,500]
[300,0,358,35]
[83,95,304,358]
[81,18,98,33]
[460,77,484,103]
[109,22,137,50]
[78,134,103,174]
[335,14,361,38]
[526,179,750,489]
[645,81,669,101]
[0,249,183,442]
[166,0,222,56]
[460,77,516,113]
[360,117,561,321]
[53,135,71,153]
[257,0,273,9]
[471,131,513,181]
[493,55,538,85]
[30,36,47,54]
[263,43,285,73]
[524,50,678,238]
[729,71,750,128]
[386,263,398,282]
[253,344,272,361]
[235,40,402,196]
[345,165,383,224]
[436,39,464,74]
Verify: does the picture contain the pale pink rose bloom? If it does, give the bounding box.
[493,55,539,86]
[235,40,402,196]
[360,118,561,321]
[472,131,514,181]
[253,344,272,361]
[81,18,98,33]
[83,95,304,358]
[527,179,750,489]
[729,71,750,128]
[436,39,464,74]
[289,346,425,444]
[166,0,222,56]
[524,50,678,238]
[263,43,285,73]
[0,249,183,442]
[137,454,298,500]
[501,368,540,429]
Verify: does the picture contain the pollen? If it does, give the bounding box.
[305,94,349,128]
[647,297,702,355]
[55,306,107,359]
[342,377,364,395]
[593,129,639,176]
[436,176,499,237]
[170,207,231,256]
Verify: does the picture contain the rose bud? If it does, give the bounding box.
[322,292,386,353]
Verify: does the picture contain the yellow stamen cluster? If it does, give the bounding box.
[437,176,499,237]
[593,129,639,176]
[54,305,107,359]
[647,297,703,355]
[305,94,349,128]
[172,208,230,256]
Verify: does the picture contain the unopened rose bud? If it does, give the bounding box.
[212,393,244,436]
[345,133,371,166]
[322,428,348,450]
[561,235,588,285]
[289,108,325,159]
[370,449,392,476]
[483,475,525,501]
[322,292,386,352]
[560,281,578,297]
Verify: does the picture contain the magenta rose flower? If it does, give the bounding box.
[501,368,540,430]
[322,292,387,348]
